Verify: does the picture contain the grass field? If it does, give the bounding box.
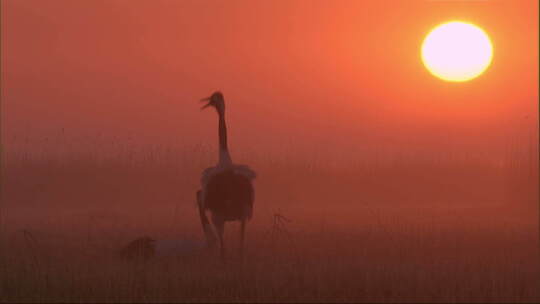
[1,146,538,303]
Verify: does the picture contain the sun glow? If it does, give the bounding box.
[421,21,493,82]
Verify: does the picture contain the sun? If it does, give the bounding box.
[421,21,493,82]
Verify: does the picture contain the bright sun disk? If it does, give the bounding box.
[421,21,493,82]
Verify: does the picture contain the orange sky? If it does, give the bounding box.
[1,0,538,164]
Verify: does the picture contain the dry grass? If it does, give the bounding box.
[1,222,538,303]
[0,146,538,303]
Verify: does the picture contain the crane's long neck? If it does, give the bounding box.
[217,109,232,165]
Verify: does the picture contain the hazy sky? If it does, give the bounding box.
[2,0,538,162]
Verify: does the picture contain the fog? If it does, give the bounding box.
[1,1,538,302]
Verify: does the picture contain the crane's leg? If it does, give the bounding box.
[212,216,225,260]
[240,219,246,259]
[197,191,216,248]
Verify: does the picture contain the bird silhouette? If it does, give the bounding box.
[197,91,256,260]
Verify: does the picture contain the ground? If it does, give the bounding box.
[1,150,538,302]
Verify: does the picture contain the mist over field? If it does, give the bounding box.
[1,137,538,302]
[1,0,539,302]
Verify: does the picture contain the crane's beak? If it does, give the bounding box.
[200,96,212,110]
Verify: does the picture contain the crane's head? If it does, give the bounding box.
[200,91,225,113]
